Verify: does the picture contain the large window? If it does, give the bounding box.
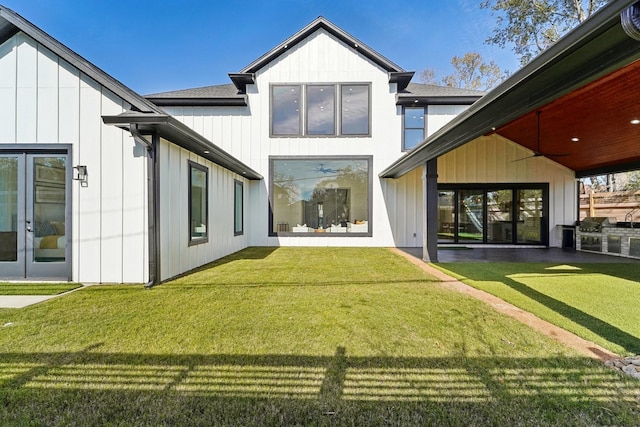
[189,162,208,244]
[403,106,425,150]
[234,180,243,236]
[438,184,548,245]
[271,84,370,137]
[270,157,372,235]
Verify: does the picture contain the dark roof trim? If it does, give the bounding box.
[0,6,162,114]
[239,16,405,74]
[388,71,414,91]
[380,0,640,179]
[396,96,482,106]
[228,73,255,93]
[146,96,248,107]
[102,112,262,180]
[576,160,640,178]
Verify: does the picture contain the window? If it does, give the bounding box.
[234,180,243,236]
[270,157,372,235]
[271,84,370,137]
[403,106,425,150]
[189,162,208,244]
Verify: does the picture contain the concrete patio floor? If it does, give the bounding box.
[400,247,640,263]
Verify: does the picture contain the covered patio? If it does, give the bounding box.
[382,0,640,263]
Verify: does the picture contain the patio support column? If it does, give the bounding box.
[423,158,438,262]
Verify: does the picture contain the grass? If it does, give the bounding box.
[434,262,640,357]
[0,247,638,426]
[0,282,81,295]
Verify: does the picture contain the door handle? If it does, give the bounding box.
[26,220,32,233]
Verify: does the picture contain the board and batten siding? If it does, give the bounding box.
[158,139,249,281]
[438,135,577,247]
[0,31,148,283]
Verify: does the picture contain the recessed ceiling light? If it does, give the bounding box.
[204,150,210,154]
[631,119,640,125]
[571,137,579,142]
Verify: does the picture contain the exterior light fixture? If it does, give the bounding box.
[73,165,88,187]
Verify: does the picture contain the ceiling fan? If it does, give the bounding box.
[314,164,338,174]
[513,111,571,162]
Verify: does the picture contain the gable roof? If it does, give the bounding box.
[227,16,414,92]
[0,4,261,180]
[0,5,162,114]
[380,0,640,179]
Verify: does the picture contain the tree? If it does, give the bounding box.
[418,52,508,91]
[441,53,509,91]
[481,0,608,65]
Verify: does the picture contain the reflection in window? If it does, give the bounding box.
[234,180,243,236]
[0,157,18,261]
[306,85,335,135]
[271,84,370,137]
[272,85,301,135]
[189,162,208,243]
[271,158,371,235]
[341,85,369,135]
[403,107,425,150]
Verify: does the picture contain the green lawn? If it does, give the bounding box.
[0,282,81,295]
[434,262,640,357]
[0,247,638,426]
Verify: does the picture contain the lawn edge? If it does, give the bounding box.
[388,247,620,362]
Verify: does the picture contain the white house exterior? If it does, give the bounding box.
[3,4,617,285]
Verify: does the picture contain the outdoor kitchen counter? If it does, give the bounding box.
[575,226,640,259]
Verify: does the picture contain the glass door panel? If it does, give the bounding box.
[516,189,543,244]
[437,191,456,242]
[458,190,484,243]
[487,190,513,243]
[26,156,68,278]
[0,157,23,276]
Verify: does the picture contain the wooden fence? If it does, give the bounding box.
[579,190,640,221]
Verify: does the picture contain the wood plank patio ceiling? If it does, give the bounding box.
[494,59,640,174]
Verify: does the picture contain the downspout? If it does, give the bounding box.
[129,124,159,288]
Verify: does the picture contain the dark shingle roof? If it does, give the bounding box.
[145,84,247,106]
[401,83,486,97]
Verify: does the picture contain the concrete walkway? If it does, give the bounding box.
[0,295,59,308]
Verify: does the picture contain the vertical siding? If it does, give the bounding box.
[0,31,147,283]
[159,139,249,281]
[439,135,577,246]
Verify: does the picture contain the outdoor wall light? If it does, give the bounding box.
[73,165,88,187]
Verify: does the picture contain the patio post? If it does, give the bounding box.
[423,158,438,262]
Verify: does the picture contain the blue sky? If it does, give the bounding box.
[2,0,520,95]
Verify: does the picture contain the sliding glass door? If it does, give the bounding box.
[437,184,547,245]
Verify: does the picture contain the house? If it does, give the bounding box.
[1,0,639,283]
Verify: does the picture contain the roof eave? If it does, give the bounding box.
[380,0,640,179]
[102,112,262,180]
[146,96,248,107]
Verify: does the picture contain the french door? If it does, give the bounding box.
[0,152,70,280]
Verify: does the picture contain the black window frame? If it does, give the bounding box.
[188,161,209,246]
[437,183,549,246]
[268,155,374,237]
[234,179,244,236]
[270,83,371,137]
[402,106,426,151]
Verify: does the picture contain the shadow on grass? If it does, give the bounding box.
[1,345,639,426]
[438,263,640,355]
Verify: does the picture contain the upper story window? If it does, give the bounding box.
[271,84,370,137]
[403,106,425,151]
